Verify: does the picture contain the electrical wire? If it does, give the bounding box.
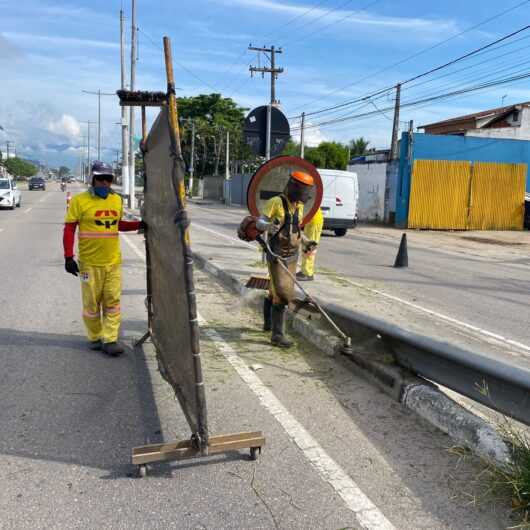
[137,27,220,92]
[290,70,530,131]
[288,0,530,114]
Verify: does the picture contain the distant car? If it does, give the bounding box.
[28,176,46,191]
[0,178,21,209]
[67,176,75,183]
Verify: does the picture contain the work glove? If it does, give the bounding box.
[256,217,280,235]
[65,257,80,276]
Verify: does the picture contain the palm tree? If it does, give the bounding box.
[349,137,370,156]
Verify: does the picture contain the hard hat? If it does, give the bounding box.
[290,171,314,186]
[91,161,114,178]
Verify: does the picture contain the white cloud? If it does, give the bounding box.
[4,32,119,50]
[47,115,81,140]
[211,0,458,34]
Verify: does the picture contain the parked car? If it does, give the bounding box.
[0,178,21,209]
[28,176,46,190]
[318,169,359,236]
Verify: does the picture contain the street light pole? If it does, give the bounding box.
[82,89,114,160]
[129,0,137,210]
[80,121,94,184]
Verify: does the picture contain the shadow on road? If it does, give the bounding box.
[0,327,168,478]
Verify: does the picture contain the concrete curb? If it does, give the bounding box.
[193,250,513,469]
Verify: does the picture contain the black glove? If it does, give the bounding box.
[65,257,79,276]
[138,220,147,234]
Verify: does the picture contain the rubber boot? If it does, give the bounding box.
[263,297,272,332]
[102,341,125,357]
[271,304,293,348]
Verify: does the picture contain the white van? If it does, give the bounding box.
[318,169,359,236]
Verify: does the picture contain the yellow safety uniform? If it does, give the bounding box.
[301,208,324,277]
[262,195,304,305]
[65,190,123,343]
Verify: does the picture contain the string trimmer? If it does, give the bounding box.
[251,235,353,355]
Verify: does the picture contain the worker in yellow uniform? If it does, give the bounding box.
[297,207,324,281]
[63,161,143,356]
[256,171,317,348]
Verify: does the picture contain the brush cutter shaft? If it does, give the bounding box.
[256,236,347,342]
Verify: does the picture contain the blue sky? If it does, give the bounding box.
[2,0,530,169]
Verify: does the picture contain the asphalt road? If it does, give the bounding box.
[187,201,530,356]
[0,185,513,529]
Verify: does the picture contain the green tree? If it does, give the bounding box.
[58,166,70,178]
[349,137,370,157]
[280,139,301,157]
[3,157,38,178]
[177,94,253,176]
[305,142,349,170]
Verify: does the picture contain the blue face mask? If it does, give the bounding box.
[93,186,110,199]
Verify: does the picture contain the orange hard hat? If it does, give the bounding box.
[290,171,314,186]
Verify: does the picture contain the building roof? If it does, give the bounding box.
[420,101,530,130]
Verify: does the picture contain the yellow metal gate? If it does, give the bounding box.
[408,160,526,230]
[408,160,470,230]
[468,162,526,230]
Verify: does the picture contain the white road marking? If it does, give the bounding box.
[0,228,4,233]
[199,315,395,530]
[122,230,394,529]
[122,233,146,260]
[189,219,530,354]
[23,207,33,214]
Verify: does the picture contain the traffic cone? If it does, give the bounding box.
[393,233,408,268]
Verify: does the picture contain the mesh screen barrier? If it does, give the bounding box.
[143,107,208,443]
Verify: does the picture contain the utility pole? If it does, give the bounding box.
[389,83,401,160]
[129,0,137,209]
[300,112,305,158]
[81,121,94,184]
[384,83,401,224]
[120,7,130,200]
[249,45,284,160]
[82,89,114,160]
[189,120,195,196]
[225,130,230,204]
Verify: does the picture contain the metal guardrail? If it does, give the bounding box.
[324,303,530,426]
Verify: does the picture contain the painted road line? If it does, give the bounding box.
[123,231,394,528]
[122,233,146,260]
[199,315,395,530]
[189,222,530,355]
[0,228,4,233]
[23,207,33,214]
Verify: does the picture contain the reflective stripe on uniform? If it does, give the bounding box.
[83,309,100,319]
[79,232,119,239]
[104,305,121,315]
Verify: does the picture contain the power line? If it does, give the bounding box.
[138,27,220,92]
[289,0,530,113]
[290,70,530,131]
[290,21,530,120]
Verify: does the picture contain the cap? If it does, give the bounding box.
[290,171,314,186]
[91,161,114,178]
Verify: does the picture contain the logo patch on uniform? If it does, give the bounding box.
[80,272,90,282]
[95,209,119,229]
